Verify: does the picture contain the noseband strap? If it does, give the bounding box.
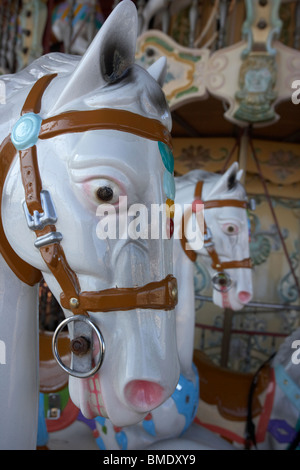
[0,74,177,314]
[181,180,252,271]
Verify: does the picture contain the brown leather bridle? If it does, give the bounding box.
[180,180,252,291]
[0,74,178,317]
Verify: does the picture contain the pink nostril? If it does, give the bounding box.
[238,291,252,304]
[124,380,165,411]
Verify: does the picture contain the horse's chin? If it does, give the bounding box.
[212,290,246,312]
[68,375,148,426]
[68,375,108,420]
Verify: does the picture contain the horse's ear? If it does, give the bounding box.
[49,0,137,114]
[147,57,167,87]
[207,162,240,198]
[236,169,243,181]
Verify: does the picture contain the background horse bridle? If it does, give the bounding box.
[181,180,252,292]
[0,74,178,377]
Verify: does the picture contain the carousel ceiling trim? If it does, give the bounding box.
[136,0,300,129]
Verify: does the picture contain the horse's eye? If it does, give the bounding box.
[96,186,114,202]
[84,178,121,205]
[222,222,239,235]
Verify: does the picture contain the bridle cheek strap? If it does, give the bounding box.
[1,74,178,315]
[181,180,252,271]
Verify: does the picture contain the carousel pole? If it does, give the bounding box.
[237,127,249,184]
[220,309,234,368]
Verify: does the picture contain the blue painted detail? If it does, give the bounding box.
[95,435,107,450]
[275,364,300,413]
[94,416,107,450]
[171,364,199,435]
[267,419,298,444]
[143,417,156,436]
[115,430,128,450]
[37,393,49,447]
[158,141,174,173]
[95,416,106,426]
[163,170,175,200]
[11,112,42,150]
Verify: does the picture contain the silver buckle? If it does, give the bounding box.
[34,231,63,248]
[204,227,214,247]
[23,190,58,231]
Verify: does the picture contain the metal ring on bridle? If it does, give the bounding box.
[211,271,233,293]
[52,315,105,379]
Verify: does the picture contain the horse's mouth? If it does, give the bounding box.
[81,374,108,419]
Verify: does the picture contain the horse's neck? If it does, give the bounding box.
[173,237,196,379]
[0,254,39,449]
[173,175,212,378]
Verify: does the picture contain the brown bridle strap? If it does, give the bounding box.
[60,274,178,314]
[194,181,248,210]
[181,180,252,271]
[0,136,42,285]
[1,74,177,314]
[21,73,58,115]
[39,108,172,150]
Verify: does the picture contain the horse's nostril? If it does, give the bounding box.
[124,380,165,411]
[238,291,252,304]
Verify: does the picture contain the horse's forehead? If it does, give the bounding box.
[66,130,161,171]
[43,65,171,130]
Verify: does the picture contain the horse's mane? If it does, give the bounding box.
[0,52,171,133]
[1,53,77,101]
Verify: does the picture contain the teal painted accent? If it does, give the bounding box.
[143,418,156,436]
[275,365,300,413]
[115,430,128,450]
[94,416,107,450]
[171,364,199,434]
[37,393,49,447]
[95,416,106,426]
[178,52,201,62]
[158,141,174,173]
[11,112,42,150]
[145,36,174,52]
[163,170,175,200]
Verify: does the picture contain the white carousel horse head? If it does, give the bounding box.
[174,162,253,312]
[0,0,179,442]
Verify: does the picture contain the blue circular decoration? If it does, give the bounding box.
[163,170,175,200]
[11,112,42,150]
[158,141,174,173]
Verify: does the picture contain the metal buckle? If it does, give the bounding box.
[23,190,58,231]
[204,227,214,247]
[34,231,63,248]
[248,198,256,211]
[47,393,61,420]
[52,315,105,379]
